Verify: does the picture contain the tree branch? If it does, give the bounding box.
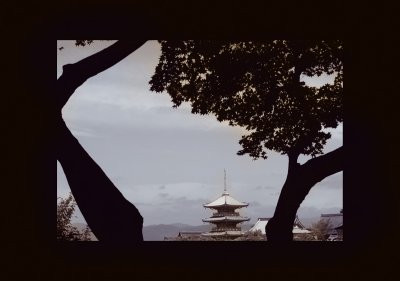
[266,146,343,241]
[301,146,343,184]
[57,40,147,110]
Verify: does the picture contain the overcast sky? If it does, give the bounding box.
[57,40,343,226]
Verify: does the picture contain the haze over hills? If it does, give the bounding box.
[72,222,253,241]
[73,219,321,241]
[141,218,323,241]
[142,223,254,241]
[141,223,265,241]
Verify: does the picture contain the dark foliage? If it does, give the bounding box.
[56,193,92,241]
[311,218,333,241]
[234,230,267,241]
[150,40,343,159]
[150,40,343,241]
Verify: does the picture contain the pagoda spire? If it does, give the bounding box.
[224,169,227,192]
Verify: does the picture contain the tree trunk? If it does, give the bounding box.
[57,117,143,242]
[265,146,343,241]
[57,40,147,242]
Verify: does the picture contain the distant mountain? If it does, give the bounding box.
[143,223,254,241]
[71,222,286,241]
[72,223,98,241]
[297,217,321,228]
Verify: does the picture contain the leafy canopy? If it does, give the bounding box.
[149,40,343,159]
[57,193,92,241]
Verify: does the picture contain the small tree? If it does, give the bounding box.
[174,235,217,241]
[293,233,317,241]
[57,193,92,241]
[311,218,332,241]
[234,230,267,241]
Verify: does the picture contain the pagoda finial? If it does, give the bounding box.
[224,169,227,192]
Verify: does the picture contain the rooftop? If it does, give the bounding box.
[320,213,343,229]
[203,191,249,208]
[203,216,250,223]
[202,230,244,237]
[248,216,311,234]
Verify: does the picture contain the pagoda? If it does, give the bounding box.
[202,170,250,240]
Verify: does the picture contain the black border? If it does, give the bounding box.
[6,0,396,278]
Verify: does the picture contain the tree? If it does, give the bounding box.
[149,40,343,241]
[171,235,217,241]
[57,40,147,242]
[57,192,92,241]
[293,233,316,241]
[234,230,267,241]
[311,218,333,241]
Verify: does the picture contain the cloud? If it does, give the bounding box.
[57,40,343,226]
[158,192,169,198]
[317,172,343,189]
[254,185,276,190]
[269,192,281,196]
[137,196,213,225]
[300,184,343,209]
[248,201,262,207]
[298,206,342,218]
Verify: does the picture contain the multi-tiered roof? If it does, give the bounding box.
[202,170,250,240]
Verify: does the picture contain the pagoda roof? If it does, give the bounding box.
[203,191,249,208]
[202,230,244,237]
[202,216,250,223]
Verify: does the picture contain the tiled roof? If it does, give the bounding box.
[248,216,310,234]
[202,216,250,223]
[203,191,248,208]
[202,231,244,236]
[321,213,343,229]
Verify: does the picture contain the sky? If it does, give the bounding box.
[57,40,343,226]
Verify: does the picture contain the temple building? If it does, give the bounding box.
[321,209,343,241]
[202,170,250,240]
[248,216,311,235]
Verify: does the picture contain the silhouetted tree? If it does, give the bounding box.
[57,193,92,241]
[57,40,147,242]
[149,40,343,241]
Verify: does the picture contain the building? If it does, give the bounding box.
[202,170,250,240]
[321,209,343,241]
[177,231,203,238]
[248,216,311,235]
